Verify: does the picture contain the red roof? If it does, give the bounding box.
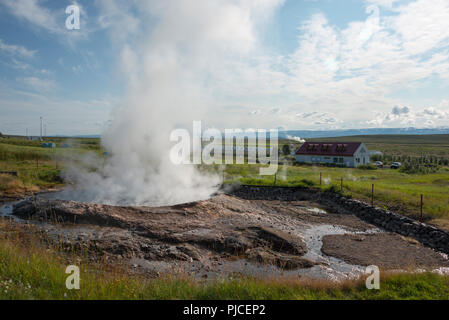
[295,142,362,157]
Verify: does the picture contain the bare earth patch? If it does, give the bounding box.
[321,233,449,269]
[5,190,449,280]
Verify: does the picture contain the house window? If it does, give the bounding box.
[339,158,344,163]
[333,157,338,163]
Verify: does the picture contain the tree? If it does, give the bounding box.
[282,144,291,156]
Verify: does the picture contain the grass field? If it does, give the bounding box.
[1,134,449,227]
[1,134,449,300]
[1,219,449,300]
[0,136,101,199]
[221,163,449,227]
[308,134,449,158]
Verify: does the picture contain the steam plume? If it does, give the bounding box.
[62,0,283,205]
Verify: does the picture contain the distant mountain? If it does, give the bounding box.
[280,127,449,139]
[49,128,449,140]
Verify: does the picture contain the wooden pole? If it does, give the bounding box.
[320,172,322,186]
[340,177,343,191]
[420,194,423,223]
[36,154,39,171]
[371,184,374,206]
[274,173,277,186]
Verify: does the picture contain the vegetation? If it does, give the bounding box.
[1,221,449,300]
[1,134,449,300]
[217,162,449,227]
[0,136,103,199]
[308,134,449,159]
[1,134,449,226]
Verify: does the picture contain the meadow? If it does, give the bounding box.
[0,137,100,199]
[1,134,449,227]
[221,164,449,227]
[1,134,449,300]
[308,134,449,159]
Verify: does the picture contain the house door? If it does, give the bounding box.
[363,157,366,164]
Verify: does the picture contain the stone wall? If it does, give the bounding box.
[227,185,449,254]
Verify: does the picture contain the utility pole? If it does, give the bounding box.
[40,116,43,141]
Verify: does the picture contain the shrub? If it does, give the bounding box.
[300,179,315,186]
[37,169,63,183]
[324,185,339,193]
[357,164,378,170]
[400,163,440,174]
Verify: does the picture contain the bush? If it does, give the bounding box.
[357,164,378,170]
[371,154,383,162]
[37,169,63,183]
[400,163,440,174]
[300,179,315,186]
[324,185,340,193]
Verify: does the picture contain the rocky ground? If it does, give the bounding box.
[3,187,449,280]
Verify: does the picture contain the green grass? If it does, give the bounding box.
[219,163,449,226]
[308,134,449,158]
[0,137,103,198]
[1,230,449,300]
[2,135,449,300]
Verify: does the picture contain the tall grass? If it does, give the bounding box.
[220,164,449,225]
[1,223,449,300]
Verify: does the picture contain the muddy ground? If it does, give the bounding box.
[322,233,449,269]
[2,190,449,280]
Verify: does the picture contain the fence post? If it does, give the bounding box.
[341,177,343,192]
[274,173,277,186]
[320,172,322,186]
[371,184,374,206]
[420,194,423,223]
[36,154,39,171]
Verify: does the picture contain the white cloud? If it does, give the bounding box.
[367,104,449,127]
[4,0,449,132]
[365,0,401,8]
[2,0,60,34]
[2,0,90,45]
[0,87,116,135]
[20,77,56,92]
[0,39,36,58]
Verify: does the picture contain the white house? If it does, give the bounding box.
[295,142,370,168]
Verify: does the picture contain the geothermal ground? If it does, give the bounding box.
[1,186,448,281]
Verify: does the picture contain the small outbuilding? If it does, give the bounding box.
[42,142,56,148]
[295,142,370,168]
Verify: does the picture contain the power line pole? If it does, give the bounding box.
[40,116,43,140]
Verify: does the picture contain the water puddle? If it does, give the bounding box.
[207,224,381,282]
[300,225,380,281]
[0,202,21,222]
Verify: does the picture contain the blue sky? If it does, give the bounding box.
[1,0,449,135]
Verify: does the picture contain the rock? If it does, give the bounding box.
[245,248,315,270]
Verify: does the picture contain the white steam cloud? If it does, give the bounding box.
[63,0,283,206]
[285,135,306,143]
